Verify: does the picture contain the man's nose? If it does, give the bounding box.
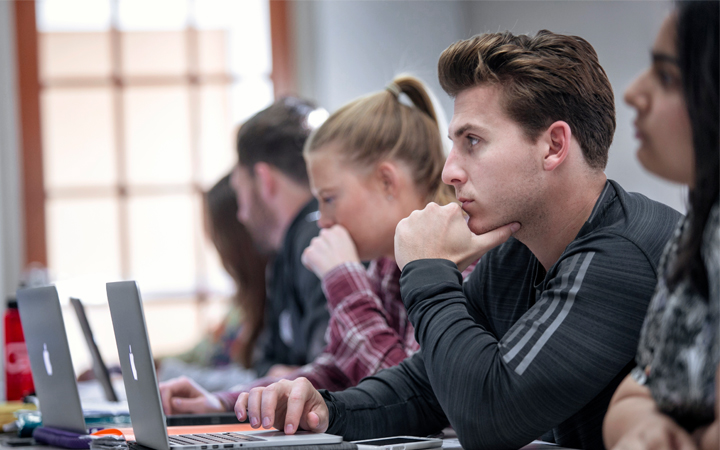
[442,148,466,186]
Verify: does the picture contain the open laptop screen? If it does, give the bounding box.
[16,286,88,434]
[70,297,119,403]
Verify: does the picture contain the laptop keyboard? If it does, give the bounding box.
[168,432,264,449]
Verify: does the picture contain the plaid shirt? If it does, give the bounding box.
[216,257,418,408]
[216,258,479,410]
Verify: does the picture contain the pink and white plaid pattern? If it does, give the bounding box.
[216,258,418,407]
[216,258,478,410]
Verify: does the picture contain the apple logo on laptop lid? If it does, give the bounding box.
[129,345,138,381]
[43,343,53,376]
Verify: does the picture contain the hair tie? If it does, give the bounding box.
[385,83,401,99]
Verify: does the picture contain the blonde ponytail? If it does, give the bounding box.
[305,75,455,205]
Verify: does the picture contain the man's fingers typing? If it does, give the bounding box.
[235,392,249,421]
[238,379,329,435]
[247,387,265,428]
[283,381,313,434]
[260,385,281,429]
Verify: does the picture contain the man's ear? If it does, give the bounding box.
[253,162,277,201]
[375,161,402,199]
[541,121,572,171]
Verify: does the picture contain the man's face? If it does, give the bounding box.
[443,84,544,237]
[230,164,279,254]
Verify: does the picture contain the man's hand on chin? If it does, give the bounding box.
[394,202,521,271]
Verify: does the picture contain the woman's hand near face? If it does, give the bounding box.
[302,225,360,279]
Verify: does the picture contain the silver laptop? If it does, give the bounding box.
[106,281,343,450]
[16,286,88,434]
[70,297,239,427]
[70,297,119,403]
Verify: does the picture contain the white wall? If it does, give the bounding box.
[293,0,467,118]
[0,0,23,400]
[294,0,686,213]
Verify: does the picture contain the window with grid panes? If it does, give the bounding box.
[35,0,275,367]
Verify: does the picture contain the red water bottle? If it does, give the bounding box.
[4,298,34,400]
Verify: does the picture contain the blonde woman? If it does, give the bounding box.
[160,76,463,414]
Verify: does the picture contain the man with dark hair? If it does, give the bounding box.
[232,98,320,254]
[229,98,329,378]
[159,98,330,413]
[234,31,682,450]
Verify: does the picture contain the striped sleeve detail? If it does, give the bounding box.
[501,252,596,375]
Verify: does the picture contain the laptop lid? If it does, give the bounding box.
[70,297,119,403]
[16,286,87,434]
[106,281,171,450]
[106,281,343,450]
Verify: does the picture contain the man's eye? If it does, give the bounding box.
[468,136,480,147]
[322,197,334,205]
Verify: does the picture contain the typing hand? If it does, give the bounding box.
[302,225,360,279]
[394,202,520,271]
[159,376,226,415]
[235,378,329,435]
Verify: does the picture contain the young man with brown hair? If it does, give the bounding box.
[159,98,331,412]
[234,31,681,450]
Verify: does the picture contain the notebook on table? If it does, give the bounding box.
[105,280,343,450]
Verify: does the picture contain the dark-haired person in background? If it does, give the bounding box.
[156,173,268,391]
[235,31,682,450]
[603,2,719,449]
[159,98,331,414]
[230,98,330,380]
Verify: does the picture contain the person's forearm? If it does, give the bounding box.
[400,260,545,448]
[322,353,448,440]
[401,252,653,449]
[295,359,351,392]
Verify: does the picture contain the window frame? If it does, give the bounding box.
[14,0,294,293]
